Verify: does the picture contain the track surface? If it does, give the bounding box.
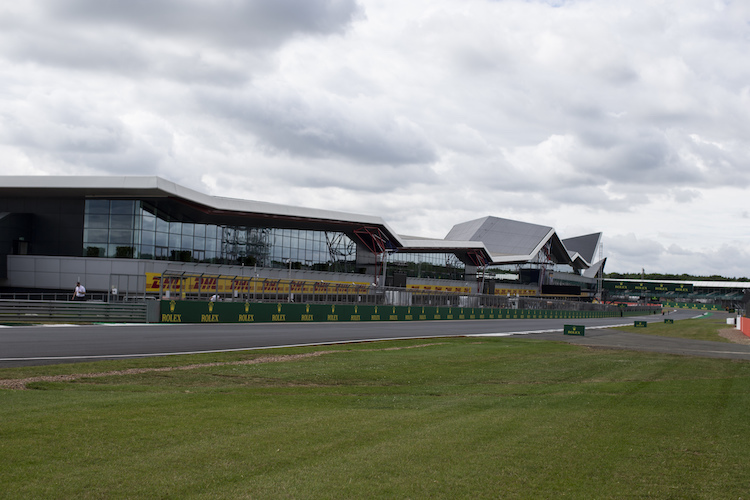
[1,310,748,367]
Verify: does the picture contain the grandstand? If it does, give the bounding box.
[602,278,750,311]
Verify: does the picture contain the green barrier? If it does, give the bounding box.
[159,300,656,324]
[662,301,722,312]
[564,325,585,336]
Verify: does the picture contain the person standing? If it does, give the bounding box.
[72,282,86,301]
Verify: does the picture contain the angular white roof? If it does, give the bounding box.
[445,216,576,267]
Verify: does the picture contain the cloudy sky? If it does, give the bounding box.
[2,0,749,277]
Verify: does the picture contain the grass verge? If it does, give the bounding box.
[2,337,749,499]
[614,312,736,342]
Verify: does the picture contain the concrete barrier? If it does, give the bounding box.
[740,317,750,338]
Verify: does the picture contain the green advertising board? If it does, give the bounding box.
[563,325,585,336]
[158,300,656,324]
[662,301,721,311]
[634,321,648,328]
[664,318,674,324]
[604,281,693,294]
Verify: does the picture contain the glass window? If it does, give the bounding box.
[109,230,133,245]
[141,231,155,246]
[181,236,193,251]
[156,217,169,233]
[141,212,156,232]
[110,200,135,215]
[85,213,109,229]
[85,200,110,213]
[110,215,134,230]
[155,231,168,247]
[138,245,154,259]
[84,229,108,244]
[84,245,106,257]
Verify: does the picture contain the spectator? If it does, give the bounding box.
[72,282,86,301]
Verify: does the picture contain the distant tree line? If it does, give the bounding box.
[605,272,749,282]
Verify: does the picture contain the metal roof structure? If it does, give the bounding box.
[0,175,406,245]
[562,232,602,267]
[583,258,607,278]
[444,216,576,267]
[398,237,491,267]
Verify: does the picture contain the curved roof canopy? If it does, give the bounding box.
[0,175,408,252]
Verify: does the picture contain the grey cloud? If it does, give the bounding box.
[671,189,701,204]
[1,0,361,83]
[196,88,437,166]
[49,0,362,49]
[2,30,250,85]
[546,187,636,212]
[2,108,127,154]
[3,32,149,73]
[568,131,702,187]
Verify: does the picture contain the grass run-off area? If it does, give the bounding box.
[614,312,737,342]
[2,320,750,498]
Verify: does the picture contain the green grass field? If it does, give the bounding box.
[616,312,735,342]
[2,320,750,498]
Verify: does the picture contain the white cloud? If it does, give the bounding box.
[0,0,749,277]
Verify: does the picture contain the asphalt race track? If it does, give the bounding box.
[1,309,749,368]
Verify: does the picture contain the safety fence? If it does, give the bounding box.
[0,300,153,324]
[0,291,111,302]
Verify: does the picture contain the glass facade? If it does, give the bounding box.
[82,199,468,279]
[82,200,357,271]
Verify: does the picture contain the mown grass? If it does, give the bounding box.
[614,312,736,342]
[2,336,750,499]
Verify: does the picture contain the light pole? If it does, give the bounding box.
[286,258,292,302]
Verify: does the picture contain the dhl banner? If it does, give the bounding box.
[406,284,472,294]
[146,273,371,295]
[494,288,537,297]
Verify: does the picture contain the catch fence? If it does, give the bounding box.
[154,271,653,314]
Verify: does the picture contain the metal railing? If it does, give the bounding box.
[0,299,150,324]
[0,292,113,301]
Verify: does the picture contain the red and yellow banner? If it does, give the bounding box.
[146,273,371,295]
[406,284,472,294]
[494,288,537,297]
